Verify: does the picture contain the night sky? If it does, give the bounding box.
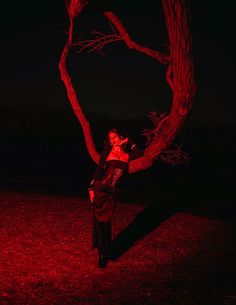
[0,1,235,194]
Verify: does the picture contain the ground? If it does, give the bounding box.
[0,191,235,305]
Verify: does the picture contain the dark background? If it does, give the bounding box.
[0,1,235,202]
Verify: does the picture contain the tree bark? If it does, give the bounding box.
[129,0,196,173]
[58,0,196,172]
[58,4,100,164]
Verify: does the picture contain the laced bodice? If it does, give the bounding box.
[100,159,128,188]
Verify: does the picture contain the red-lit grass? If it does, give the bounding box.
[0,191,234,305]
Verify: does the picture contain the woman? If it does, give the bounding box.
[88,129,141,268]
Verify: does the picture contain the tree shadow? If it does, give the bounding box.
[110,194,236,261]
[187,201,236,224]
[110,196,180,260]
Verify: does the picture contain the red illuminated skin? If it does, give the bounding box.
[89,187,95,203]
[109,131,123,146]
[108,131,128,147]
[106,131,129,162]
[89,131,129,203]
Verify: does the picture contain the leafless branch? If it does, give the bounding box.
[141,111,167,145]
[160,144,190,165]
[74,31,122,53]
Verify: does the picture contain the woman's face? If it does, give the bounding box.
[109,131,122,146]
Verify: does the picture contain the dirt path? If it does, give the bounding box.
[0,191,235,305]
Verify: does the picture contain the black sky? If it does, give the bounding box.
[1,0,235,125]
[0,1,235,191]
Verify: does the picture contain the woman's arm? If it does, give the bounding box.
[87,164,102,204]
[127,137,143,160]
[87,147,110,203]
[88,185,95,203]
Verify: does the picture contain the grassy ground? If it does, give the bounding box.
[0,191,235,305]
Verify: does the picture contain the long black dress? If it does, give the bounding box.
[89,139,141,261]
[92,159,128,258]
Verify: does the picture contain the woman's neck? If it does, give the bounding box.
[112,145,122,153]
[107,145,129,162]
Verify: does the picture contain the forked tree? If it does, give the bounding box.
[59,0,196,174]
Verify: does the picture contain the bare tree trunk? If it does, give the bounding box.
[58,0,196,172]
[129,0,196,173]
[58,1,100,164]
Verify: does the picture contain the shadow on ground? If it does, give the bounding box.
[0,191,235,305]
[110,197,179,260]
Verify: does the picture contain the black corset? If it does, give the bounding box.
[100,160,128,188]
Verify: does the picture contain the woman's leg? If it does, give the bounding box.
[103,221,111,258]
[94,217,111,267]
[92,213,98,248]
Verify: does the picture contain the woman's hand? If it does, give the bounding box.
[89,190,95,203]
[119,137,129,145]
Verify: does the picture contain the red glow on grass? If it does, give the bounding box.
[0,192,234,304]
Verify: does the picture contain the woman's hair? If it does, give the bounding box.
[103,128,125,148]
[99,128,141,164]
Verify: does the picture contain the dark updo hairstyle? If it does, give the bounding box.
[99,129,128,165]
[99,128,141,165]
[103,128,126,149]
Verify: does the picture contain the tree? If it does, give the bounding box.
[59,0,196,174]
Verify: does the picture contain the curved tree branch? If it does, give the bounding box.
[103,11,170,65]
[128,0,196,173]
[58,0,196,174]
[59,2,100,164]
